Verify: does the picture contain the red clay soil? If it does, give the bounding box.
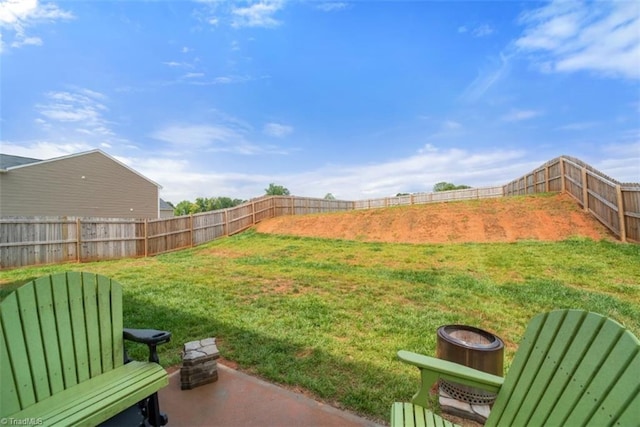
[255,193,616,244]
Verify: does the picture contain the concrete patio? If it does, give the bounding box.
[157,363,384,427]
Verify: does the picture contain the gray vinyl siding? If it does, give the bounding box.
[0,152,159,218]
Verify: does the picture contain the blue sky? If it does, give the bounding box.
[1,0,639,203]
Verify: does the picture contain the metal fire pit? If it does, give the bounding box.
[436,324,504,405]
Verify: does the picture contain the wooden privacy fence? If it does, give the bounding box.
[354,186,503,209]
[1,155,637,269]
[0,196,352,269]
[0,187,502,269]
[504,155,640,243]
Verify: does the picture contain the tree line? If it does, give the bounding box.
[171,183,296,215]
[171,181,469,215]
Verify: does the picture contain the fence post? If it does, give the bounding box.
[144,219,149,257]
[545,165,550,193]
[76,218,81,263]
[190,215,194,247]
[251,200,256,224]
[224,209,229,236]
[615,185,627,242]
[560,157,566,193]
[581,167,589,212]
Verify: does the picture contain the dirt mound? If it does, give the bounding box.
[254,193,616,244]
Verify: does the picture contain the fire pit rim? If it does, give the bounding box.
[437,324,504,351]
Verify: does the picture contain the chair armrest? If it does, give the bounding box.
[124,328,171,346]
[398,350,503,407]
[124,328,171,364]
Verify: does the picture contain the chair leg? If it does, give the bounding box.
[144,392,168,427]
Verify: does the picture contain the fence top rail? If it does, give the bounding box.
[0,219,78,224]
[561,155,639,187]
[0,217,144,223]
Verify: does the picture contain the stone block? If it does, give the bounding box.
[180,337,220,390]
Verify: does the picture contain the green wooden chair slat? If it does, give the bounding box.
[0,272,169,426]
[110,279,124,368]
[97,274,114,372]
[82,272,103,378]
[0,318,22,415]
[68,273,91,383]
[51,273,79,388]
[1,291,37,408]
[391,309,640,427]
[17,282,52,402]
[391,402,456,427]
[34,276,66,395]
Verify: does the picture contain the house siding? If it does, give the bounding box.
[0,151,159,218]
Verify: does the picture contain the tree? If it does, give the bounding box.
[396,193,410,197]
[214,197,244,209]
[174,200,198,216]
[173,197,245,216]
[265,183,290,196]
[433,182,471,192]
[324,193,336,200]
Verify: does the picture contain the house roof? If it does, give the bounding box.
[0,149,162,189]
[0,154,42,170]
[159,199,173,211]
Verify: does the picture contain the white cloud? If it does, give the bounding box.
[443,120,462,130]
[501,109,543,122]
[472,24,494,38]
[557,121,599,131]
[150,121,288,156]
[0,0,73,53]
[31,88,125,144]
[4,140,637,203]
[11,34,41,48]
[151,124,243,149]
[183,72,205,79]
[119,145,533,203]
[162,61,193,68]
[231,1,282,28]
[263,122,293,137]
[458,24,494,37]
[460,52,512,102]
[0,141,94,160]
[37,90,108,125]
[316,3,348,12]
[516,1,640,79]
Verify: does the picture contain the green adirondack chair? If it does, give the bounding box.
[391,309,640,427]
[0,272,171,426]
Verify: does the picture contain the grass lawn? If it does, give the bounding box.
[1,231,638,422]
